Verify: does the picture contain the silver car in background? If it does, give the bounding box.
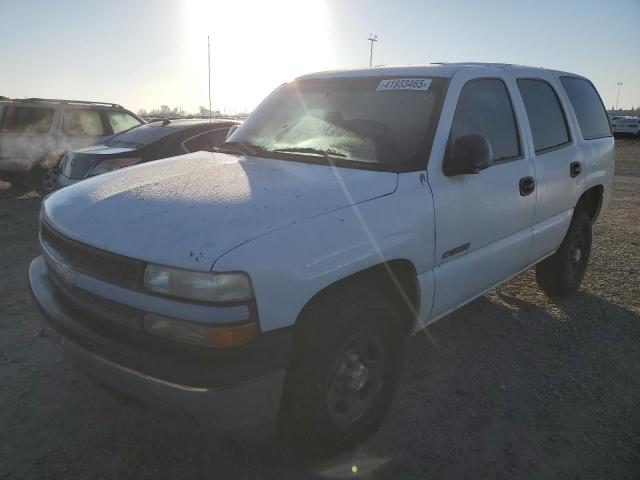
[0,98,143,194]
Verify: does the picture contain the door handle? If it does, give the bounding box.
[570,161,582,178]
[519,176,535,196]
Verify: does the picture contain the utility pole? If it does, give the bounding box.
[615,82,623,112]
[367,34,378,67]
[208,36,212,123]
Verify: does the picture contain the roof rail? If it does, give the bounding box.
[1,98,123,108]
[430,62,512,68]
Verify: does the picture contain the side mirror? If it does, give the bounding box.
[226,125,239,140]
[443,134,492,176]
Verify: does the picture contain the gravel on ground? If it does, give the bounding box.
[1,139,639,479]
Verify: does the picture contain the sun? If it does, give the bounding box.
[182,0,331,113]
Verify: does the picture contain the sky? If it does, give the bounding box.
[2,0,639,114]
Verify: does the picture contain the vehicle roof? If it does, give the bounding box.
[296,62,584,81]
[0,98,127,109]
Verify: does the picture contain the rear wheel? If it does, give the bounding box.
[535,213,592,297]
[281,286,404,447]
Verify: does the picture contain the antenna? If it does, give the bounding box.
[208,35,212,123]
[367,34,378,67]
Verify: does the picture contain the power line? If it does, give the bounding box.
[367,34,378,67]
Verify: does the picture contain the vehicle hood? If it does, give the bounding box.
[43,152,398,270]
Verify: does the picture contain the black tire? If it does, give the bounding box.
[535,213,592,297]
[281,286,405,447]
[29,165,59,196]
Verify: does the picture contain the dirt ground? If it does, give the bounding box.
[1,139,639,479]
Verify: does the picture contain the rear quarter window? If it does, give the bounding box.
[183,128,229,153]
[107,111,142,134]
[560,77,611,140]
[0,106,54,134]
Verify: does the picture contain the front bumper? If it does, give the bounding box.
[612,127,640,135]
[28,256,289,436]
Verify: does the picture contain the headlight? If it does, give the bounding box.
[144,264,253,303]
[87,157,140,176]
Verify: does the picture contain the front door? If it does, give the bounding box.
[427,74,536,321]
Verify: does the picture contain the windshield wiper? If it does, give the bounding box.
[272,147,346,159]
[217,140,270,156]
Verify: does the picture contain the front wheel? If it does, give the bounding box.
[30,165,59,195]
[281,286,405,447]
[535,213,592,297]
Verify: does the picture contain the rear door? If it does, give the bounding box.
[58,108,109,152]
[515,75,584,263]
[427,71,536,320]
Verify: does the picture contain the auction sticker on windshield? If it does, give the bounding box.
[376,78,432,91]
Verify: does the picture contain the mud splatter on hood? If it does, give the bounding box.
[43,152,398,270]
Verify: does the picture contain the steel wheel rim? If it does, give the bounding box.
[326,331,385,426]
[567,229,585,277]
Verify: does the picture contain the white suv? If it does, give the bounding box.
[29,63,614,445]
[0,98,143,193]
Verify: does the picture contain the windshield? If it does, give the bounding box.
[105,122,177,148]
[226,77,447,171]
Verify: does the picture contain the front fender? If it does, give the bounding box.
[213,172,435,332]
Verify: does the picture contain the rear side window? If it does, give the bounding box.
[62,109,105,136]
[107,111,141,134]
[0,106,53,134]
[183,128,229,152]
[449,78,520,162]
[517,79,570,153]
[560,77,611,140]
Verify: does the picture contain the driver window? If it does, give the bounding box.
[448,78,520,164]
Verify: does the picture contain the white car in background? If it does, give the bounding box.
[611,116,640,137]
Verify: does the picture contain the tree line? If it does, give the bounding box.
[137,106,248,119]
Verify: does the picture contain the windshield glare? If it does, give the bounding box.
[227,77,445,170]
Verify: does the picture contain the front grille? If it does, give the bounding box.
[41,220,145,290]
[48,265,142,331]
